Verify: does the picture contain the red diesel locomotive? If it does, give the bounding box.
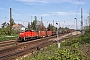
[18,29,52,41]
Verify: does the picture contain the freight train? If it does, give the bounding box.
[18,29,72,41]
[18,29,53,41]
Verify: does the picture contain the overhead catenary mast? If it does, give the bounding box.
[10,8,12,35]
[81,8,83,34]
[31,16,32,25]
[41,16,43,30]
[53,20,54,31]
[89,10,90,30]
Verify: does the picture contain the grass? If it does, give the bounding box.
[0,34,19,41]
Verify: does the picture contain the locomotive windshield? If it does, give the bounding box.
[25,29,35,32]
[25,30,28,32]
[30,30,35,32]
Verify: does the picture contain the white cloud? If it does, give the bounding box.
[0,8,3,10]
[15,0,62,3]
[40,14,50,16]
[73,1,84,5]
[15,0,48,3]
[13,13,20,16]
[15,13,50,17]
[63,0,85,4]
[0,8,9,11]
[31,14,50,16]
[20,11,80,17]
[56,12,67,15]
[0,8,6,10]
[15,0,85,4]
[53,11,80,16]
[12,8,20,11]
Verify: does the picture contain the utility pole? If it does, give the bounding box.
[41,16,43,30]
[53,20,54,31]
[41,16,43,24]
[81,8,83,34]
[59,22,60,28]
[89,10,90,30]
[31,16,32,25]
[53,20,54,26]
[10,8,12,35]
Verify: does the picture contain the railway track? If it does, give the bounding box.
[0,35,57,60]
[0,40,19,51]
[0,32,79,60]
[0,40,17,47]
[0,34,62,50]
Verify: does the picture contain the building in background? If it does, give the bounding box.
[36,21,46,31]
[12,24,25,32]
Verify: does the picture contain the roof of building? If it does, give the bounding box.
[12,24,25,27]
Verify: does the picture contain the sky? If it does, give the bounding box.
[0,0,90,29]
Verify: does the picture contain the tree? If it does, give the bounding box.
[47,23,53,31]
[1,22,9,28]
[47,23,50,31]
[84,11,90,33]
[11,18,15,26]
[31,16,37,30]
[1,22,10,35]
[1,21,6,28]
[28,22,30,29]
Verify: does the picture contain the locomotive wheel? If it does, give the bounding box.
[24,37,27,41]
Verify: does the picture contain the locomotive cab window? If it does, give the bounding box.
[25,29,31,32]
[30,30,35,32]
[25,30,28,32]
